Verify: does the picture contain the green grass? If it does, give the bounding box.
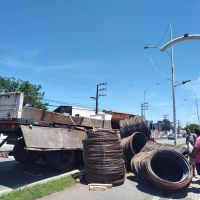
[0,175,76,200]
[177,143,187,147]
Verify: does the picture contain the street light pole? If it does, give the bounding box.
[195,92,200,125]
[169,24,177,145]
[144,26,200,145]
[159,32,200,142]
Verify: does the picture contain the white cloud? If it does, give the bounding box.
[0,47,95,72]
[147,92,156,99]
[36,60,95,71]
[153,102,172,106]
[184,77,200,98]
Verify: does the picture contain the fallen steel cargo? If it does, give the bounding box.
[0,92,112,171]
[83,130,126,186]
[130,149,192,191]
[119,116,150,139]
[120,132,148,169]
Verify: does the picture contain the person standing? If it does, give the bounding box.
[192,127,200,176]
[186,128,197,177]
[150,122,155,141]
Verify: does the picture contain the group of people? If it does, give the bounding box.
[185,127,200,177]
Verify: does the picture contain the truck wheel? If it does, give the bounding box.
[75,150,83,167]
[46,151,75,172]
[13,139,37,164]
[55,150,75,172]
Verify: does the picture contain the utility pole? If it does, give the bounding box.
[163,114,169,120]
[195,92,200,125]
[141,103,148,117]
[141,90,148,117]
[90,82,107,115]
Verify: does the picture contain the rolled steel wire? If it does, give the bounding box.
[83,130,126,186]
[140,140,188,155]
[130,148,192,191]
[120,132,148,169]
[119,116,150,139]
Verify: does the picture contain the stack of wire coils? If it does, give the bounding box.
[120,132,148,169]
[130,140,192,191]
[83,130,126,186]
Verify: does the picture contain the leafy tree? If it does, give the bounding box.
[185,123,199,133]
[162,119,171,131]
[0,76,48,109]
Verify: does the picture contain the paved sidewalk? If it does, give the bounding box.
[39,178,154,200]
[38,175,200,200]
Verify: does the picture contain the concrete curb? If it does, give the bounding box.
[0,169,80,196]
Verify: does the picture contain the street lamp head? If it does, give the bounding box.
[174,80,191,87]
[144,45,159,49]
[182,80,191,84]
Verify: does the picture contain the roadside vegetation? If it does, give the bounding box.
[184,123,199,133]
[0,76,48,109]
[178,143,186,147]
[0,176,76,200]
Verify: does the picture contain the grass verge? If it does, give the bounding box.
[0,175,76,200]
[178,143,186,147]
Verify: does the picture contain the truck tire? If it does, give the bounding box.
[46,150,75,172]
[75,150,83,167]
[13,139,37,164]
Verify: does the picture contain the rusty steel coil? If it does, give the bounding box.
[130,149,192,191]
[120,132,148,169]
[120,116,150,139]
[140,140,188,155]
[83,130,126,186]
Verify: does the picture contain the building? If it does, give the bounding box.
[54,106,112,121]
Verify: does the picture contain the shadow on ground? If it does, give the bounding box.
[127,175,200,199]
[0,159,63,190]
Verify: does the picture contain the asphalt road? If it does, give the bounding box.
[0,136,194,200]
[155,137,186,145]
[0,156,64,192]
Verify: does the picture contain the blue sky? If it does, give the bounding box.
[0,0,200,126]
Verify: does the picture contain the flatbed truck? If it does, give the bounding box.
[0,92,111,171]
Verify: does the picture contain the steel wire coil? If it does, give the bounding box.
[83,130,126,186]
[140,140,188,155]
[120,132,148,169]
[120,116,150,139]
[130,149,192,191]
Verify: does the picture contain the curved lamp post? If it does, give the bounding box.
[145,24,200,145]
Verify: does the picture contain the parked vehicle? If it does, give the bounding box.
[168,133,175,140]
[182,133,187,138]
[0,92,111,171]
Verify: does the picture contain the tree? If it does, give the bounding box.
[185,124,199,133]
[0,76,48,109]
[162,119,171,131]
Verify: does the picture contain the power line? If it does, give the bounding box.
[0,46,96,92]
[156,25,170,46]
[148,55,171,81]
[163,114,169,120]
[43,98,95,109]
